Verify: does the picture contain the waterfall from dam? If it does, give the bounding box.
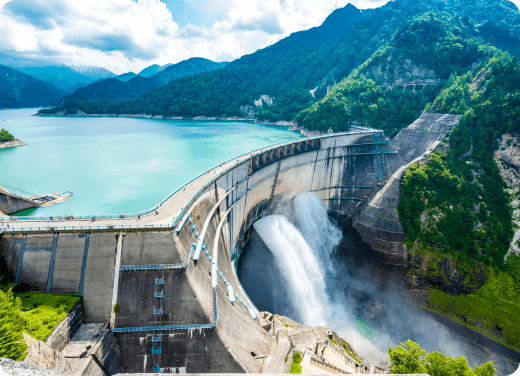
[253,192,342,326]
[243,193,518,375]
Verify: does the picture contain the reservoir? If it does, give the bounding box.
[0,108,301,216]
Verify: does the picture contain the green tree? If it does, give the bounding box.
[388,340,427,374]
[0,128,14,142]
[389,340,496,375]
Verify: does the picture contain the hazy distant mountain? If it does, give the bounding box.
[152,58,228,85]
[65,82,89,93]
[61,58,227,103]
[138,64,173,78]
[13,65,116,91]
[115,72,138,82]
[0,64,67,108]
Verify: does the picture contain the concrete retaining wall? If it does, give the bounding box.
[0,190,38,215]
[45,302,84,352]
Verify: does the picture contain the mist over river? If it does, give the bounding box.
[0,108,301,216]
[237,193,518,376]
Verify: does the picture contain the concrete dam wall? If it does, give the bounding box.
[0,114,460,373]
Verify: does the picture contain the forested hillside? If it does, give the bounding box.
[60,76,161,103]
[39,0,519,121]
[58,58,227,104]
[295,12,488,136]
[396,51,520,353]
[0,65,67,108]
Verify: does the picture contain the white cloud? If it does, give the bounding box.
[0,0,390,73]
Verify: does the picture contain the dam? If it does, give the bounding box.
[0,114,464,374]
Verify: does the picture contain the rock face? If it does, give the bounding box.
[406,251,488,295]
[495,133,520,257]
[367,57,441,91]
[254,95,274,108]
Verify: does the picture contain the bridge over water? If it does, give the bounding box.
[0,114,460,374]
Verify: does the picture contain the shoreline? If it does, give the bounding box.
[0,139,27,149]
[34,110,329,136]
[35,110,256,122]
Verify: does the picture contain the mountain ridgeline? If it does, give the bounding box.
[14,65,116,92]
[0,65,68,108]
[39,0,520,122]
[56,58,228,104]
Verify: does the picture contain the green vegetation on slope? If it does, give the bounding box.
[400,51,520,265]
[295,72,438,137]
[398,50,520,352]
[0,128,14,142]
[295,12,490,135]
[389,340,496,375]
[0,254,81,360]
[427,259,520,352]
[289,351,302,374]
[0,287,81,360]
[61,76,161,103]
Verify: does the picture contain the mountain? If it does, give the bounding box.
[115,72,138,82]
[59,58,227,103]
[0,64,68,108]
[295,11,486,136]
[13,65,116,91]
[152,58,228,85]
[40,3,365,117]
[60,76,161,103]
[65,82,89,93]
[41,0,520,121]
[138,64,172,78]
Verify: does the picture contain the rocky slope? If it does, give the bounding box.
[495,133,520,257]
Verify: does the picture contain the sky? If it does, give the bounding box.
[0,0,519,75]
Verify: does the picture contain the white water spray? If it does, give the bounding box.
[253,193,342,326]
[293,192,342,270]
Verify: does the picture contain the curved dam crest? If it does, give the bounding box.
[0,114,471,373]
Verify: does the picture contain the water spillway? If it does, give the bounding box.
[1,114,476,373]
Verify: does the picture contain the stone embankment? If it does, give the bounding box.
[495,133,520,257]
[0,139,27,149]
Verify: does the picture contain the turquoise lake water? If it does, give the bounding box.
[0,108,302,216]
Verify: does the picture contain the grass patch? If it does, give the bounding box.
[289,352,302,374]
[425,265,520,353]
[284,323,289,327]
[0,287,81,360]
[342,342,362,363]
[19,292,81,341]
